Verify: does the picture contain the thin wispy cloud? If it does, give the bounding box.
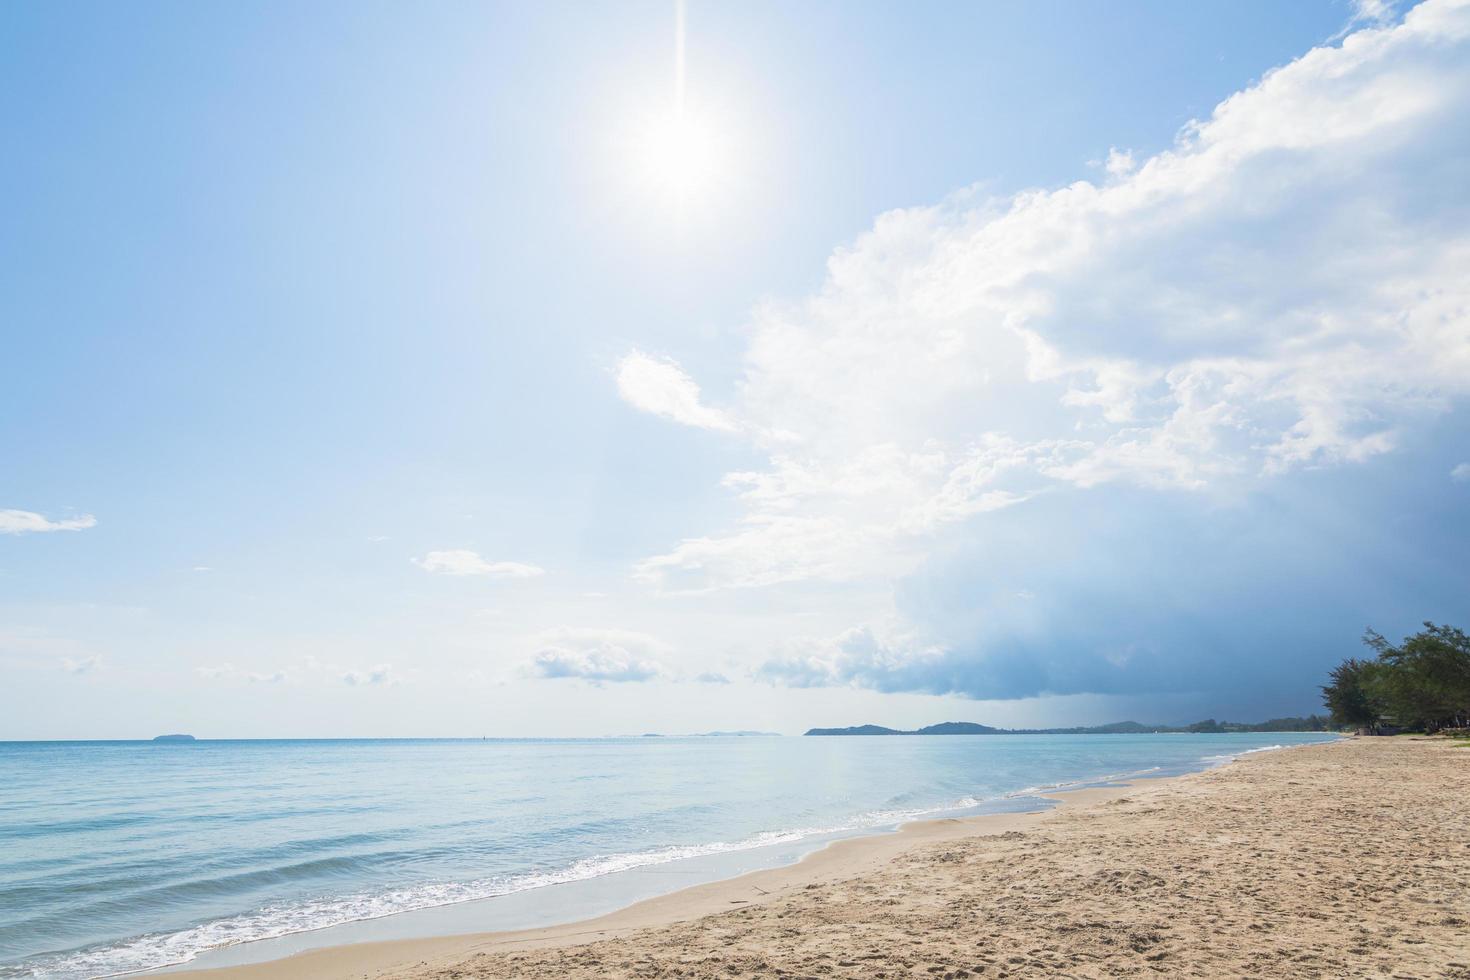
[340,664,395,687]
[615,351,738,432]
[196,658,403,688]
[693,671,731,685]
[1334,0,1400,38]
[197,664,287,684]
[412,550,545,578]
[60,656,101,675]
[0,510,96,535]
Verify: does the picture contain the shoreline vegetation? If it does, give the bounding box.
[804,717,1332,736]
[167,737,1469,980]
[1322,622,1470,734]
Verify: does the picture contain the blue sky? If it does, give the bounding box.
[3,0,1468,737]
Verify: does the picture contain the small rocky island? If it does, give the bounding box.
[152,734,197,743]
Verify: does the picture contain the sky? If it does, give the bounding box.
[2,0,1468,738]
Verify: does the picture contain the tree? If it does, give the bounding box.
[1370,624,1470,732]
[1321,657,1382,732]
[1325,624,1470,733]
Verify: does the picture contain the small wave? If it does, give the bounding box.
[1201,743,1286,764]
[6,792,1002,980]
[1003,766,1164,798]
[6,746,1307,980]
[0,814,155,842]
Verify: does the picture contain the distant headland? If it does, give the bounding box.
[804,717,1333,736]
[151,734,197,743]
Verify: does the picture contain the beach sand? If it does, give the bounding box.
[174,737,1469,979]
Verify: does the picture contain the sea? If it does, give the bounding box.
[0,732,1337,978]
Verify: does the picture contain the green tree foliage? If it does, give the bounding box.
[1322,624,1470,733]
[1321,658,1382,732]
[1166,717,1330,734]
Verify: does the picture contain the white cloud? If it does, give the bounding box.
[284,655,403,687]
[1343,0,1400,33]
[693,671,731,685]
[633,514,888,592]
[632,0,1470,593]
[60,656,101,675]
[196,663,286,684]
[756,625,942,690]
[0,510,96,534]
[615,351,738,431]
[412,550,545,578]
[527,627,668,683]
[197,658,395,687]
[1103,147,1136,177]
[1452,462,1470,482]
[341,664,394,686]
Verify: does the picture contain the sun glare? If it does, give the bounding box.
[619,0,739,215]
[630,111,729,207]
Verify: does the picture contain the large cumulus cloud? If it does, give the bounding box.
[621,1,1470,709]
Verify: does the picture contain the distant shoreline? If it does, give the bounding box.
[805,716,1335,736]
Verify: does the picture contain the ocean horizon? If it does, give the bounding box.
[0,732,1337,979]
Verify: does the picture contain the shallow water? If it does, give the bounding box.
[0,733,1336,978]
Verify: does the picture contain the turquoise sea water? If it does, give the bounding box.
[0,733,1336,978]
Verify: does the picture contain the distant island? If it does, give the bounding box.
[804,717,1333,736]
[151,734,197,742]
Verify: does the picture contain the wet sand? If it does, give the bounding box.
[172,737,1469,979]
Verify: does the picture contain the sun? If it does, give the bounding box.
[630,110,729,206]
[618,0,739,214]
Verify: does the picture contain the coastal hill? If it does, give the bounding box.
[804,717,1331,736]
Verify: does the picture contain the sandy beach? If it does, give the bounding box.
[165,736,1470,980]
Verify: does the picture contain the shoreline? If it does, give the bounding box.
[147,799,1051,976]
[136,739,1326,978]
[159,753,1258,980]
[162,735,1470,979]
[5,734,1335,979]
